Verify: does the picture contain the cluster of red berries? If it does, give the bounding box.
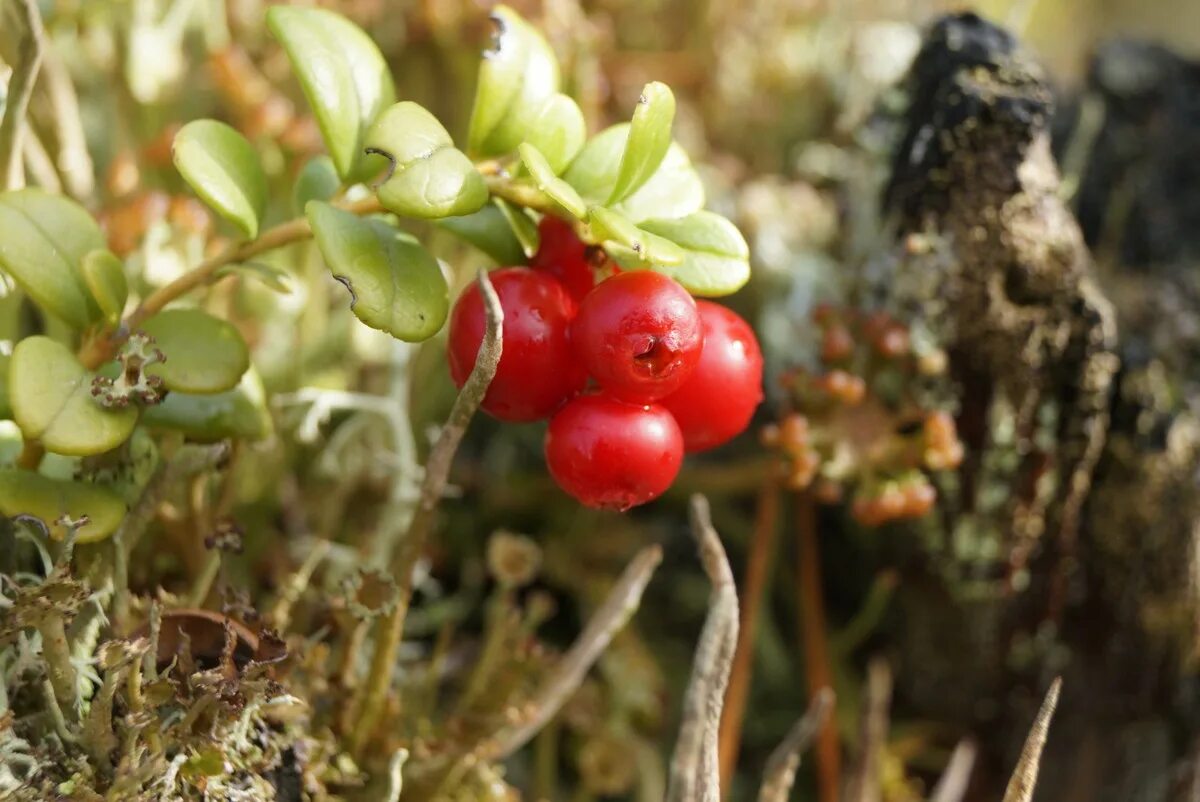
[765,304,963,528]
[448,216,764,511]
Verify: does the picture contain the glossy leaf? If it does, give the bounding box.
[9,337,138,456]
[608,82,675,204]
[468,6,561,156]
[436,203,527,266]
[366,102,487,219]
[0,189,105,329]
[588,207,684,266]
[562,124,629,202]
[80,250,129,325]
[639,211,751,296]
[518,143,588,220]
[172,120,268,239]
[494,198,540,259]
[293,155,341,214]
[266,6,396,181]
[141,368,272,442]
[141,309,250,394]
[0,470,127,543]
[307,201,449,342]
[520,94,586,174]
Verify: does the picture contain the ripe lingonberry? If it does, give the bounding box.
[544,393,683,510]
[661,301,763,453]
[530,215,595,303]
[447,267,587,422]
[571,271,703,403]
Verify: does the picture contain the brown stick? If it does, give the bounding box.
[1002,679,1062,802]
[0,0,44,190]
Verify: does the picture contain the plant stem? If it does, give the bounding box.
[16,441,43,470]
[37,613,78,723]
[187,551,221,608]
[483,174,557,213]
[758,688,835,802]
[77,195,384,370]
[0,0,45,191]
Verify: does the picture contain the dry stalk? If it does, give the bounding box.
[929,739,978,802]
[757,687,835,802]
[1002,678,1062,802]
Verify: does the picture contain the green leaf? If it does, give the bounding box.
[365,102,488,219]
[639,211,751,296]
[266,6,396,181]
[214,261,293,294]
[307,201,449,342]
[588,207,684,266]
[436,203,527,265]
[293,155,341,215]
[141,368,272,442]
[80,250,129,326]
[141,309,250,394]
[467,6,561,156]
[9,337,138,456]
[0,354,10,420]
[518,143,588,220]
[0,189,105,329]
[519,94,586,174]
[0,470,127,543]
[172,120,268,239]
[562,124,628,202]
[493,198,540,259]
[608,82,675,204]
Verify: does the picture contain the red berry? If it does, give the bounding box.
[544,394,683,510]
[572,271,703,403]
[530,215,594,303]
[447,267,587,422]
[660,301,763,453]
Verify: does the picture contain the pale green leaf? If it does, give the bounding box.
[307,201,449,342]
[0,469,127,543]
[141,368,272,442]
[9,336,138,456]
[639,211,751,296]
[436,203,527,265]
[366,102,488,219]
[608,82,675,204]
[588,207,684,266]
[493,197,540,259]
[293,155,341,214]
[80,250,129,326]
[141,309,250,394]
[518,143,588,220]
[613,142,705,223]
[172,120,267,238]
[266,6,396,181]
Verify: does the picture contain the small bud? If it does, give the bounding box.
[487,531,542,588]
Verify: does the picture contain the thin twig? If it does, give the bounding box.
[1002,678,1062,802]
[0,0,44,190]
[349,269,504,755]
[667,494,739,802]
[929,739,978,802]
[758,688,835,802]
[719,480,781,786]
[843,658,892,802]
[481,544,664,760]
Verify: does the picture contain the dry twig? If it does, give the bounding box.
[929,740,978,802]
[0,0,45,190]
[844,658,892,802]
[1002,678,1062,802]
[758,687,835,802]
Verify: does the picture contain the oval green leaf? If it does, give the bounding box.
[0,470,127,543]
[588,207,684,266]
[141,368,272,442]
[293,155,341,215]
[366,102,488,219]
[173,120,268,239]
[0,189,105,329]
[307,201,449,342]
[494,198,540,259]
[9,337,138,456]
[639,211,751,296]
[521,94,586,174]
[140,309,250,394]
[468,6,562,157]
[608,82,675,204]
[518,143,588,220]
[266,6,396,181]
[80,250,129,326]
[0,354,10,420]
[435,203,527,266]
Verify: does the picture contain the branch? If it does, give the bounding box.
[758,688,835,802]
[1002,678,1062,802]
[0,0,44,191]
[929,739,978,802]
[667,494,739,802]
[481,544,663,760]
[843,658,892,802]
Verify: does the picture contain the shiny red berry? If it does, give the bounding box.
[571,271,703,403]
[544,393,683,510]
[660,301,763,453]
[447,267,587,422]
[530,215,595,303]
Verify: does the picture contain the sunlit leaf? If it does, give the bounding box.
[141,309,250,394]
[366,102,487,219]
[80,250,129,326]
[0,189,105,329]
[141,368,272,442]
[638,211,751,296]
[0,469,127,543]
[9,337,137,456]
[608,82,675,204]
[519,94,586,174]
[307,201,449,342]
[588,207,684,266]
[266,6,396,181]
[172,120,268,239]
[518,143,588,220]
